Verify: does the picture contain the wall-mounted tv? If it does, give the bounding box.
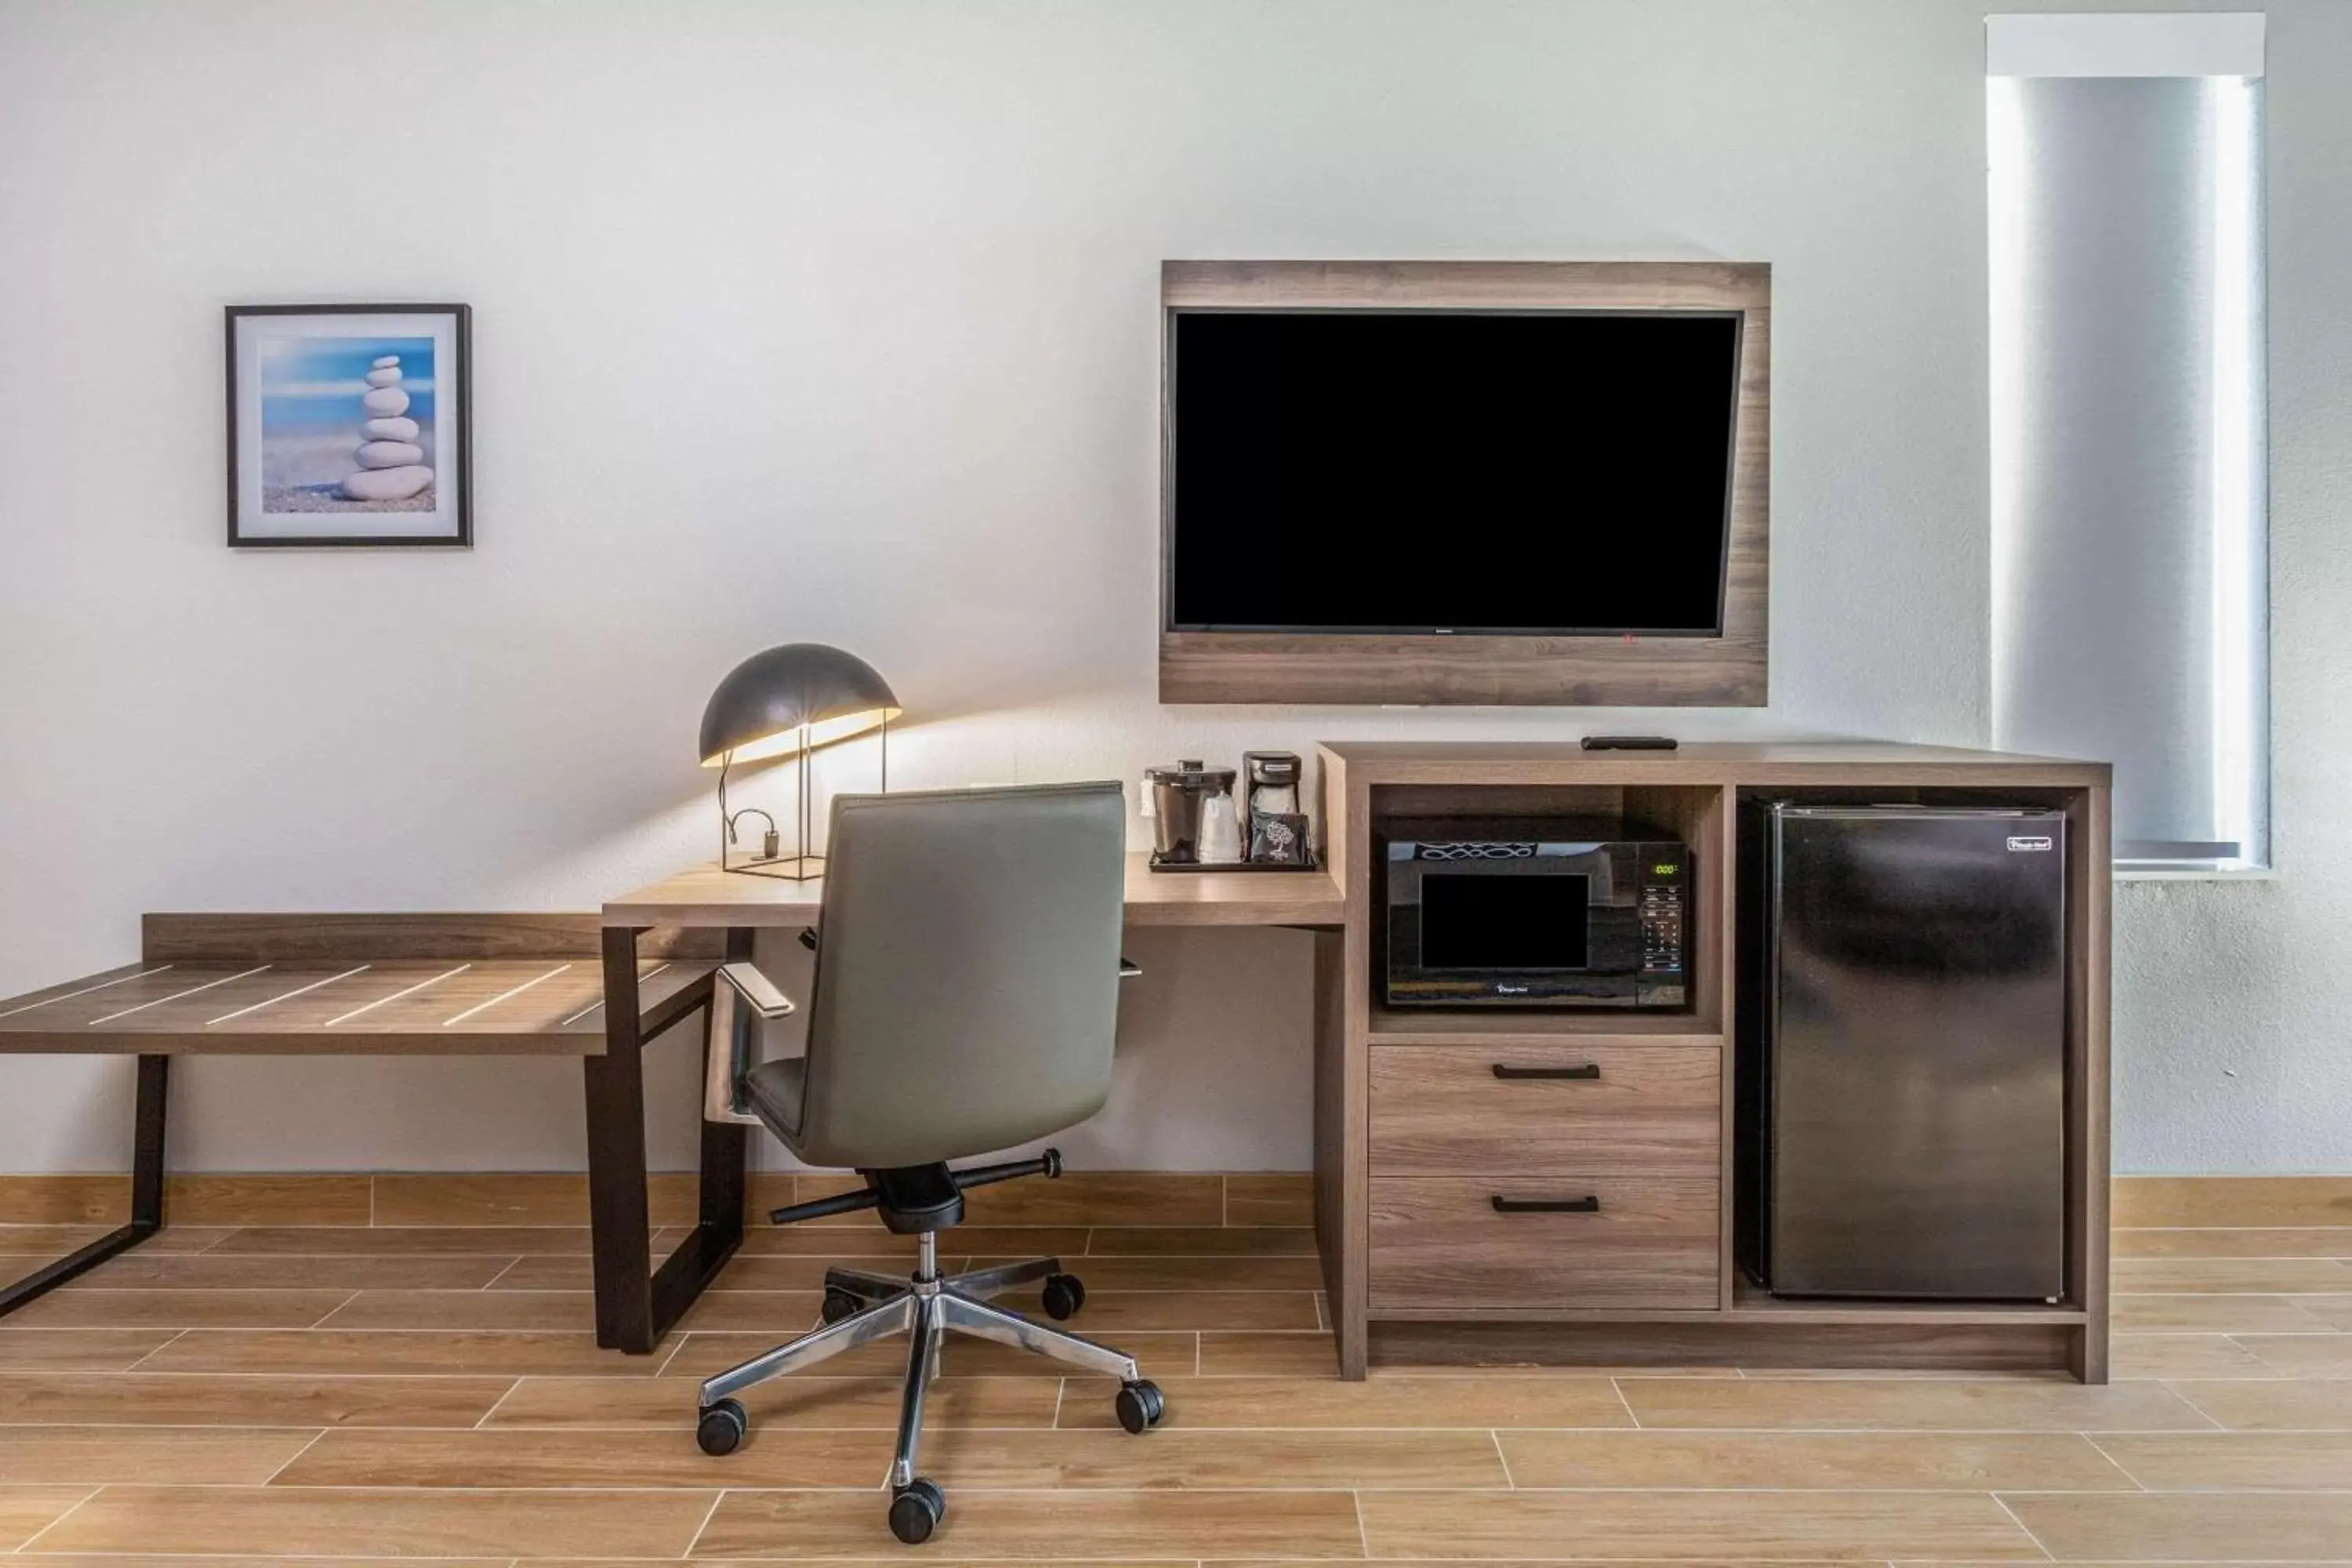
[1166,308,1743,636]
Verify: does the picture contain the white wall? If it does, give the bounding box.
[0,0,2343,1174]
[2109,1,2352,1171]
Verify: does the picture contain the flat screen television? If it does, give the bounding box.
[1166,309,1743,636]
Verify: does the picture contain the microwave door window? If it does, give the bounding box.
[1550,844,1617,902]
[1419,873,1592,970]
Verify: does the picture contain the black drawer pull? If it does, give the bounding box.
[1491,1194,1601,1214]
[1491,1062,1601,1080]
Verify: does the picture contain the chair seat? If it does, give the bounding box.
[744,1057,805,1140]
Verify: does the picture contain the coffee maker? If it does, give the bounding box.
[1142,760,1238,866]
[1240,750,1312,865]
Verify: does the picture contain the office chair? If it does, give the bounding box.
[691,780,1164,1545]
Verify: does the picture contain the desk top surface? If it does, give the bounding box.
[604,851,1345,930]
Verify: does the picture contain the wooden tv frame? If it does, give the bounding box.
[1159,260,1770,706]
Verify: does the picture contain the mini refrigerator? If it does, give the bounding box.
[1737,803,2068,1300]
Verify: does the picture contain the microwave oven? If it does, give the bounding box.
[1380,821,1690,1008]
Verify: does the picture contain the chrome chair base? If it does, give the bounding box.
[695,1234,1165,1544]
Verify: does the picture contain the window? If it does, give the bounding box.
[1987,13,2269,872]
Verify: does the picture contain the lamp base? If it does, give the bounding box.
[723,848,827,882]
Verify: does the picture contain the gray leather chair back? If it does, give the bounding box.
[792,781,1127,1169]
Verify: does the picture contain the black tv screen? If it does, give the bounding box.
[1167,310,1741,635]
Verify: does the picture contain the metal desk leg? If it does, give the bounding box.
[586,924,750,1353]
[695,929,753,1235]
[642,927,752,1338]
[0,1054,168,1317]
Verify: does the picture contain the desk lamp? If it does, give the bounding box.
[699,642,901,880]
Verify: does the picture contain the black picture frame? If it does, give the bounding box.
[224,303,473,548]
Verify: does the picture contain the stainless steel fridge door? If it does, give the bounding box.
[1767,807,2067,1299]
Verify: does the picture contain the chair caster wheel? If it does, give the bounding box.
[1115,1378,1164,1435]
[1042,1272,1085,1321]
[821,1286,862,1324]
[695,1397,746,1456]
[888,1477,945,1544]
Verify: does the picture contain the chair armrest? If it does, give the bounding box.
[718,961,796,1019]
[704,962,796,1127]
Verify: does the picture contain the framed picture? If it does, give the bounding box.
[225,303,471,547]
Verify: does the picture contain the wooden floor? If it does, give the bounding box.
[2,1177,2350,1563]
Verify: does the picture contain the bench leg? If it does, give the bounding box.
[587,927,657,1351]
[1,1053,168,1317]
[586,926,750,1353]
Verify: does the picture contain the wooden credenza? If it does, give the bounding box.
[1312,741,2111,1382]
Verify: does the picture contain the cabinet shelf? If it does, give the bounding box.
[1367,1007,1722,1046]
[1370,1306,1729,1324]
[1728,1278,2085,1325]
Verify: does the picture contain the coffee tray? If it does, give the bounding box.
[1146,852,1324,873]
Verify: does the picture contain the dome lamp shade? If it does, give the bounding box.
[701,643,901,880]
[699,643,901,768]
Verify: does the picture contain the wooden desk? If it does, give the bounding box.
[0,915,718,1323]
[589,851,1343,1351]
[604,851,1346,929]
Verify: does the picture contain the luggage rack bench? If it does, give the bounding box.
[0,913,721,1343]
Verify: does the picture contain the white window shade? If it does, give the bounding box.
[1988,14,2269,873]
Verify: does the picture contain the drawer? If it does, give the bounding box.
[1370,1043,1720,1176]
[1370,1176,1719,1312]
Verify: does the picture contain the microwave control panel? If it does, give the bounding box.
[1636,855,1690,1007]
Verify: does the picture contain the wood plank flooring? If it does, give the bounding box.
[4,1185,2352,1561]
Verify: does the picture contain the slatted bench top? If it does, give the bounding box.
[0,911,729,1352]
[0,913,718,1055]
[0,958,711,1054]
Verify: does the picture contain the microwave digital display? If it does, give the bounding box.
[1420,874,1590,971]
